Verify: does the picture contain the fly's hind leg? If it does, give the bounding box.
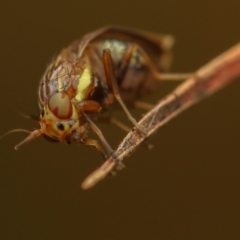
[102,48,145,135]
[137,47,192,81]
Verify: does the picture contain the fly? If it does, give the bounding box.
[4,26,190,161]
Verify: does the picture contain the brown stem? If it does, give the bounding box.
[81,42,240,190]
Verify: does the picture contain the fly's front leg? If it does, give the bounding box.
[77,100,114,160]
[102,49,145,134]
[81,112,125,170]
[82,138,107,160]
[82,112,124,169]
[77,100,115,160]
[82,139,123,175]
[77,101,114,160]
[76,100,102,113]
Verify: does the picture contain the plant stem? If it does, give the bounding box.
[82,42,240,190]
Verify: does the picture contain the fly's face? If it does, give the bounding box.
[12,60,96,149]
[12,91,83,150]
[40,92,79,142]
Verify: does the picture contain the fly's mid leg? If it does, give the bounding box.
[102,47,146,135]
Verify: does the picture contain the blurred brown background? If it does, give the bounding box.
[0,1,240,239]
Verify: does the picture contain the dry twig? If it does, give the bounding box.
[82,43,240,189]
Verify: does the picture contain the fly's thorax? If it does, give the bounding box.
[100,40,128,64]
[39,92,80,142]
[38,55,87,106]
[74,65,95,102]
[38,53,96,105]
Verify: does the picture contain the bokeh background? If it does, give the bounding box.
[0,1,240,239]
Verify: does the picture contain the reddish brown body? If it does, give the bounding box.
[14,26,174,159]
[39,26,173,108]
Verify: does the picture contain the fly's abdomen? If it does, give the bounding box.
[99,39,146,72]
[98,39,160,101]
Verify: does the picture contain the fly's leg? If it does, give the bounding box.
[77,100,118,163]
[82,138,107,160]
[137,47,192,81]
[75,99,107,159]
[113,44,157,106]
[98,115,152,149]
[116,43,191,81]
[115,44,138,83]
[134,101,154,111]
[110,118,131,132]
[111,117,153,149]
[100,45,138,133]
[83,112,125,169]
[83,112,113,158]
[77,99,124,166]
[107,44,156,149]
[76,100,102,112]
[97,111,132,133]
[82,138,121,174]
[102,49,145,134]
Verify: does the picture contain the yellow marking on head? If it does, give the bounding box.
[75,67,92,102]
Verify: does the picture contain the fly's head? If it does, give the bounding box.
[13,92,85,150]
[40,92,79,142]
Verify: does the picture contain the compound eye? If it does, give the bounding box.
[48,92,73,119]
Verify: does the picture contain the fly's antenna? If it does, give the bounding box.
[0,129,42,150]
[0,129,32,141]
[18,110,39,121]
[18,111,32,119]
[14,129,42,150]
[0,110,42,149]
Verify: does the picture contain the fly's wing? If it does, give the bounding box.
[77,25,174,70]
